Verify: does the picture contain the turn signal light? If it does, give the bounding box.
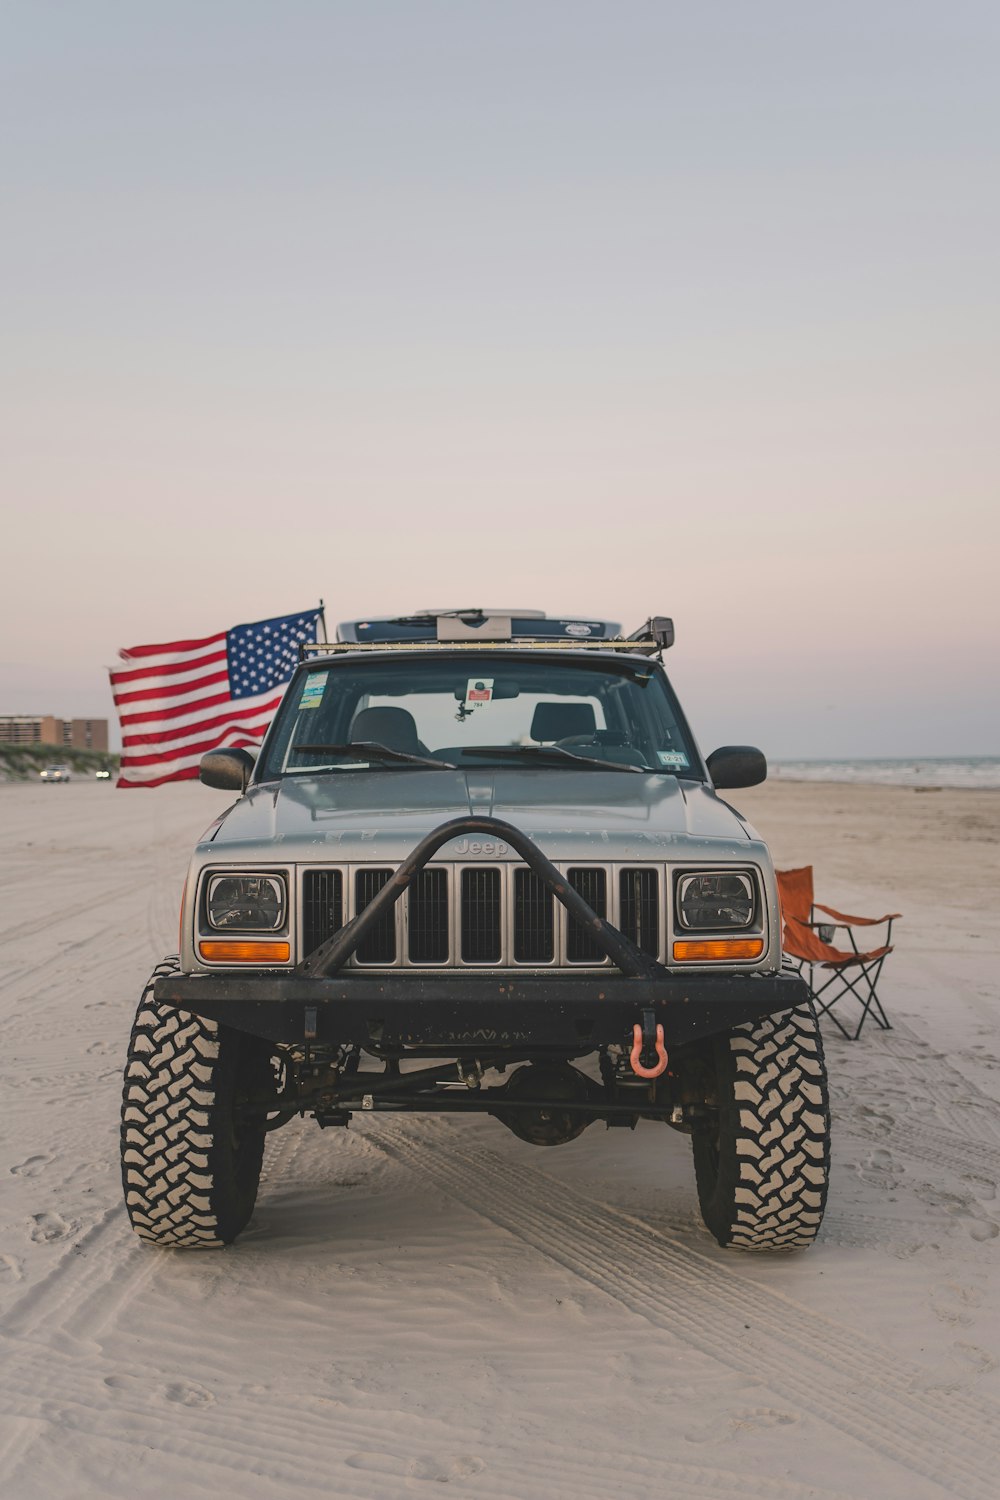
[198,940,291,964]
[672,938,765,962]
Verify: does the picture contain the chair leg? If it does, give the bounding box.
[811,962,892,1040]
[810,971,856,1040]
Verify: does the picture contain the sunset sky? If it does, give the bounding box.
[3,2,998,758]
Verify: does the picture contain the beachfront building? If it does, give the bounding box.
[0,716,109,750]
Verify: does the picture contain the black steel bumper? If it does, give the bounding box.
[152,968,810,1051]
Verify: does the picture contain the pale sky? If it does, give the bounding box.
[2,2,998,759]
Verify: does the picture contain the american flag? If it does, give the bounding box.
[110,608,324,788]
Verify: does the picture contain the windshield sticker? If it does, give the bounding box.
[466,677,494,704]
[298,672,326,710]
[657,750,690,768]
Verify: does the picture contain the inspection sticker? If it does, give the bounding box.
[299,672,326,710]
[466,677,494,704]
[657,750,689,768]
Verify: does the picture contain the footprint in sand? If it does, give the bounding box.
[856,1147,902,1189]
[163,1381,215,1407]
[729,1408,799,1434]
[685,1407,797,1443]
[11,1155,52,1178]
[29,1211,72,1243]
[0,1254,23,1283]
[954,1343,999,1375]
[346,1453,485,1481]
[408,1456,486,1482]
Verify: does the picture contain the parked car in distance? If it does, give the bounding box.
[40,764,72,783]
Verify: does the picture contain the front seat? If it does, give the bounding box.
[349,706,428,756]
[530,702,597,743]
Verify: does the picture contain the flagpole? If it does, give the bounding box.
[318,600,328,643]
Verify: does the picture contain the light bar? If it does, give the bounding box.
[300,639,663,659]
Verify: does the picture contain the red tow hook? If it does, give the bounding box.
[630,1016,669,1079]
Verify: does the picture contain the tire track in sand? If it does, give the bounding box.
[0,1336,872,1500]
[2,1132,868,1500]
[371,1119,1000,1500]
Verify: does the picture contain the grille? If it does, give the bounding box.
[566,867,609,963]
[461,868,502,963]
[408,868,449,963]
[355,868,396,963]
[300,862,664,966]
[302,869,343,955]
[620,867,660,956]
[513,868,555,962]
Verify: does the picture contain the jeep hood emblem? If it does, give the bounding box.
[452,837,509,856]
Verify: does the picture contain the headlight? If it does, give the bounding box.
[676,872,755,930]
[206,874,286,931]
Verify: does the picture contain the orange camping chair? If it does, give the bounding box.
[776,866,901,1040]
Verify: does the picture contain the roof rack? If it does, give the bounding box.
[296,614,674,662]
[298,638,663,660]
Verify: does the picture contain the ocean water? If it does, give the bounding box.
[769,757,1000,790]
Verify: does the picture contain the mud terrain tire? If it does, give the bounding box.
[692,1005,830,1250]
[121,956,272,1248]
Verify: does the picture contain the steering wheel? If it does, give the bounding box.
[555,730,628,748]
[556,734,601,748]
[555,731,647,768]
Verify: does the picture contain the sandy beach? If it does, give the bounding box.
[1,777,998,1500]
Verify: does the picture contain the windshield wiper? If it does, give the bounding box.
[461,745,644,774]
[292,741,457,770]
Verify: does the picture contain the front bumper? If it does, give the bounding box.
[153,968,810,1051]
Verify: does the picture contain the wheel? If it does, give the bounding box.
[691,1005,830,1250]
[121,956,273,1248]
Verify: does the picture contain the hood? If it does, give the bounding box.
[201,768,753,864]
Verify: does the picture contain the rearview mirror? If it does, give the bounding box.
[705,745,767,789]
[200,747,256,791]
[453,680,521,701]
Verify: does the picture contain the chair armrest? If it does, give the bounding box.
[814,901,901,927]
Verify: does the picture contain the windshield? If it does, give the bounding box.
[259,654,700,778]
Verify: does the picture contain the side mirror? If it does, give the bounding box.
[706,745,767,789]
[199,747,256,791]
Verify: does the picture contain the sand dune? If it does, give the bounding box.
[1,778,998,1499]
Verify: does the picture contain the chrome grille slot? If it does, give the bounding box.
[566,867,608,963]
[620,867,660,957]
[513,868,554,963]
[408,868,449,963]
[355,868,396,963]
[461,868,502,963]
[302,869,343,955]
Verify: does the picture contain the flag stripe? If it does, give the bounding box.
[111,668,230,708]
[117,765,202,789]
[118,687,283,731]
[120,696,283,749]
[110,648,228,686]
[122,726,275,767]
[118,631,227,662]
[116,688,236,726]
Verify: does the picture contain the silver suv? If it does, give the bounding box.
[121,611,830,1253]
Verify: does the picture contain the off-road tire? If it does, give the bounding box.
[121,956,273,1248]
[692,1005,830,1250]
